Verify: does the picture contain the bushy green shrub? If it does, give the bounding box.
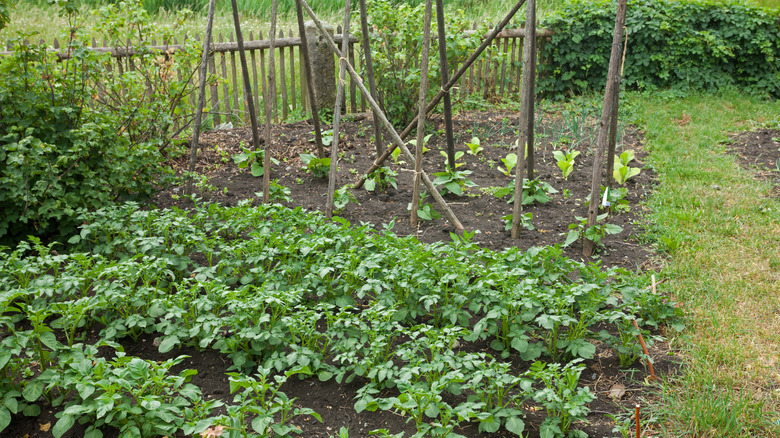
[539,0,780,98]
[0,1,199,242]
[361,0,486,129]
[0,0,10,31]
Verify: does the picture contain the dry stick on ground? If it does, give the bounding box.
[358,0,384,157]
[435,0,456,170]
[353,0,528,190]
[185,0,216,196]
[262,0,279,203]
[294,0,324,158]
[230,0,265,202]
[299,0,463,230]
[583,0,628,257]
[605,28,628,190]
[410,0,434,226]
[325,0,352,219]
[511,0,535,239]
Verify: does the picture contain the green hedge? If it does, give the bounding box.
[539,0,780,97]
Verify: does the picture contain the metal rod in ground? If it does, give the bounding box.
[354,0,528,189]
[325,0,352,219]
[606,29,627,190]
[583,0,628,257]
[358,0,384,157]
[526,9,537,180]
[435,0,456,170]
[185,0,216,196]
[230,0,265,202]
[262,0,279,203]
[410,0,434,226]
[511,0,536,239]
[295,0,325,158]
[299,0,463,230]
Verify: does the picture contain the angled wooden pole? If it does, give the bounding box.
[358,0,384,157]
[606,28,628,190]
[410,0,434,226]
[185,0,216,196]
[230,0,265,202]
[354,0,528,189]
[583,0,628,257]
[295,0,325,158]
[511,0,535,239]
[262,0,279,203]
[299,0,463,230]
[435,0,456,170]
[325,0,352,219]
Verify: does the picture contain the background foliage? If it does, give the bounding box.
[539,0,780,98]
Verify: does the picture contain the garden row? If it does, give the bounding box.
[0,202,682,437]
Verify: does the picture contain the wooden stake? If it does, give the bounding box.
[410,0,434,226]
[511,0,535,239]
[358,0,384,157]
[299,0,463,230]
[294,0,325,158]
[262,0,279,203]
[325,0,352,219]
[583,0,628,257]
[526,14,537,180]
[606,28,628,190]
[435,0,456,170]
[635,404,641,438]
[354,0,528,189]
[185,0,217,196]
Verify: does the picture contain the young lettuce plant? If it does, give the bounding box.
[466,137,483,155]
[552,150,580,180]
[613,150,641,184]
[498,153,517,176]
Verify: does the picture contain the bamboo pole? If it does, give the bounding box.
[295,0,325,158]
[230,0,264,201]
[299,0,463,230]
[262,0,279,203]
[325,0,352,219]
[354,0,528,189]
[511,0,536,239]
[358,0,384,156]
[583,0,628,257]
[185,0,216,196]
[435,0,456,170]
[410,0,434,226]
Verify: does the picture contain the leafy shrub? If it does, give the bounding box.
[539,0,780,98]
[361,0,485,128]
[0,0,10,31]
[0,2,198,242]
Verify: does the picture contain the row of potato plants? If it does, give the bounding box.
[0,201,683,437]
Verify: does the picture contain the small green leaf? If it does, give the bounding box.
[53,414,76,438]
[506,416,525,435]
[158,335,179,353]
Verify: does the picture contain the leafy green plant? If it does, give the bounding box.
[432,167,477,196]
[300,153,332,178]
[233,144,279,177]
[334,185,359,213]
[439,150,466,168]
[529,361,594,438]
[408,133,433,155]
[498,153,518,176]
[613,150,641,184]
[563,214,623,249]
[365,167,398,192]
[466,137,484,155]
[553,150,581,180]
[494,179,558,205]
[501,213,534,231]
[258,180,293,203]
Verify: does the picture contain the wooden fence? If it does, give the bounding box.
[2,26,552,127]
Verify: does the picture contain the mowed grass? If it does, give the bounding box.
[637,91,780,436]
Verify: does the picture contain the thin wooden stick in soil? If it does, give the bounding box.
[294,0,325,158]
[229,0,265,205]
[353,0,528,189]
[410,0,434,226]
[583,0,627,257]
[511,0,535,239]
[262,0,279,203]
[299,0,463,230]
[325,0,352,219]
[185,0,216,196]
[358,0,384,157]
[606,28,628,190]
[435,0,456,170]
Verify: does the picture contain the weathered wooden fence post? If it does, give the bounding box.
[304,20,337,114]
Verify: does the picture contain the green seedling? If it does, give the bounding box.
[552,150,581,180]
[233,145,279,178]
[498,153,517,176]
[255,180,292,203]
[439,150,466,168]
[563,214,623,248]
[300,153,332,178]
[501,213,534,231]
[466,137,483,155]
[408,192,441,221]
[613,150,641,184]
[334,185,359,213]
[408,134,433,155]
[493,179,558,205]
[365,167,398,192]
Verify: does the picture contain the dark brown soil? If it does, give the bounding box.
[8,109,701,438]
[727,128,780,197]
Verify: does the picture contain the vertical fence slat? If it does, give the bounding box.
[349,42,357,114]
[499,35,509,95]
[249,31,260,125]
[229,33,240,122]
[258,31,269,123]
[279,30,288,121]
[515,34,523,93]
[509,35,518,93]
[208,48,220,126]
[289,30,296,113]
[219,34,231,122]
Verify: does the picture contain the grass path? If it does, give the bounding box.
[638,92,780,436]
